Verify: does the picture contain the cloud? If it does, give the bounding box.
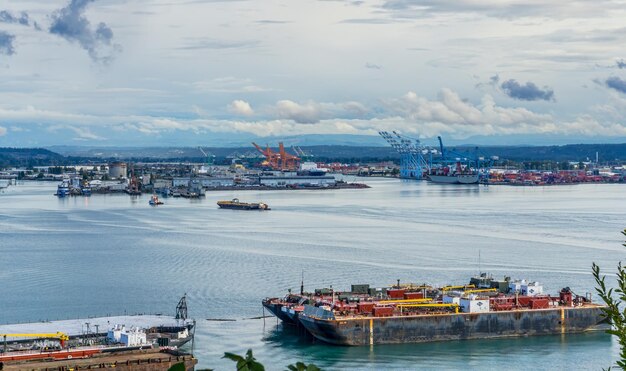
[617,59,626,69]
[0,126,6,136]
[48,124,104,141]
[49,0,119,63]
[275,100,322,124]
[256,20,290,24]
[500,79,555,101]
[179,38,260,50]
[383,89,553,136]
[606,76,626,94]
[379,0,618,20]
[0,10,31,26]
[272,100,368,124]
[228,100,254,116]
[0,31,15,55]
[2,91,626,144]
[192,77,271,93]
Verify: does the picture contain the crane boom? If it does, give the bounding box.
[2,332,69,352]
[2,333,69,340]
[437,136,445,159]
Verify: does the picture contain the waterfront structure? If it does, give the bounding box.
[200,177,235,188]
[108,162,128,179]
[259,175,336,187]
[379,131,430,179]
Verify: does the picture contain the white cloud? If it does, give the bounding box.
[383,89,553,137]
[272,100,368,124]
[275,100,321,124]
[0,126,6,136]
[228,100,254,116]
[1,0,625,147]
[1,87,626,145]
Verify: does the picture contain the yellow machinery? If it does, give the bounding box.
[2,332,69,353]
[397,303,460,314]
[441,284,476,291]
[463,288,497,294]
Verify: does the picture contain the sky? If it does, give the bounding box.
[1,0,626,147]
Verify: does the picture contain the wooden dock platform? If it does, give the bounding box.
[0,348,197,371]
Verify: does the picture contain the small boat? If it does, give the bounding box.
[149,194,164,206]
[81,184,92,196]
[56,179,70,197]
[217,198,270,210]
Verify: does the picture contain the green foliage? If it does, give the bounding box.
[221,349,321,371]
[167,363,187,371]
[286,361,321,371]
[592,229,626,370]
[223,349,265,371]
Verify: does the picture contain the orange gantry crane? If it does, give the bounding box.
[252,142,301,171]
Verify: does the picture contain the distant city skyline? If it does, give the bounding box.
[1,0,626,147]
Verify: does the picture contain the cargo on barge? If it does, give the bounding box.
[217,198,270,210]
[263,275,607,346]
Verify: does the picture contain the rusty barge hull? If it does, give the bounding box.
[298,306,606,346]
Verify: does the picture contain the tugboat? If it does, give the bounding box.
[56,179,70,197]
[217,198,270,210]
[149,194,164,206]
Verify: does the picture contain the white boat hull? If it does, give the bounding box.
[428,174,479,184]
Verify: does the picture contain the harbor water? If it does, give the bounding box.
[0,179,624,370]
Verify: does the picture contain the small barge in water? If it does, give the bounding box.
[217,198,270,210]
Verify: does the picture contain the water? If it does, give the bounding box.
[0,179,624,370]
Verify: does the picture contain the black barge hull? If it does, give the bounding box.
[298,306,606,346]
[262,300,298,325]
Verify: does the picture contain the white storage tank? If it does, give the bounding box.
[107,324,125,343]
[521,282,543,296]
[120,328,147,346]
[460,295,490,313]
[108,162,127,179]
[443,295,461,305]
[509,279,526,293]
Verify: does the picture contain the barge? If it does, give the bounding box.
[0,295,194,363]
[263,275,607,346]
[217,198,270,210]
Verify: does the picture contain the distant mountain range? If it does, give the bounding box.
[1,141,626,168]
[47,142,626,163]
[0,148,66,168]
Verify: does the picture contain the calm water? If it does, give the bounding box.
[0,179,624,370]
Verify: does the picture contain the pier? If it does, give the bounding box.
[0,348,197,371]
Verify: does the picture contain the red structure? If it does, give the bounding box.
[252,142,301,171]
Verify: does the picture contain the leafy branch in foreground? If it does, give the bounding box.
[592,228,626,370]
[223,349,265,371]
[221,349,321,371]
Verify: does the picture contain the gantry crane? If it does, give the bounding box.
[379,131,430,179]
[251,142,301,171]
[2,332,69,352]
[197,147,215,166]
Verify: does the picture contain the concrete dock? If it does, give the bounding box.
[0,348,197,370]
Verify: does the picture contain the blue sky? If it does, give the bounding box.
[1,0,626,147]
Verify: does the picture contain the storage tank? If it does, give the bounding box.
[109,162,127,179]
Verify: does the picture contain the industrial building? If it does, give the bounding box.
[108,162,127,179]
[259,175,336,188]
